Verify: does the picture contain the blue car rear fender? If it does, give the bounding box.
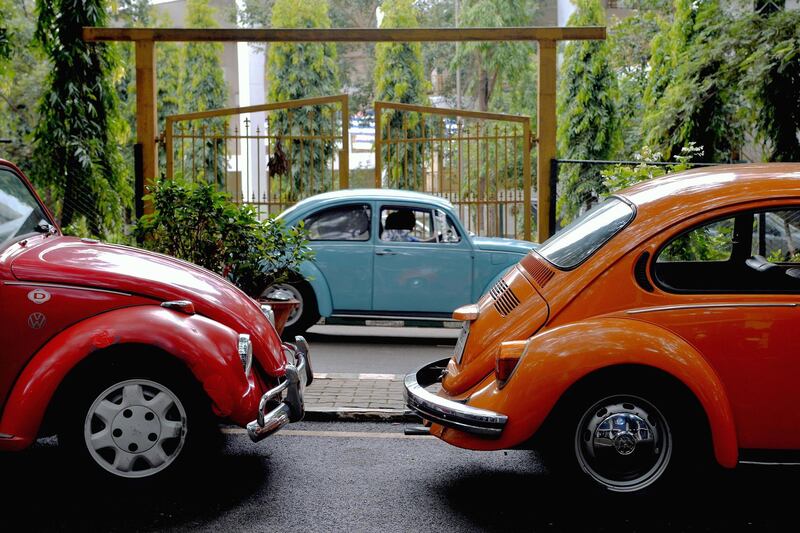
[298,261,333,317]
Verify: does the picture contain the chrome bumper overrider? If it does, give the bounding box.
[247,336,313,442]
[404,358,508,437]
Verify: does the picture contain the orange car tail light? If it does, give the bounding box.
[496,340,528,385]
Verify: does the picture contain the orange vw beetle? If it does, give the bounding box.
[406,163,800,492]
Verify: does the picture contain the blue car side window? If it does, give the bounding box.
[304,204,371,241]
[380,207,437,243]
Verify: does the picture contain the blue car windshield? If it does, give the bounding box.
[537,197,634,269]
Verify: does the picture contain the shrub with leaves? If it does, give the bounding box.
[602,143,711,263]
[601,143,703,194]
[135,179,313,298]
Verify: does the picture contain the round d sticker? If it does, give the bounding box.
[28,288,51,305]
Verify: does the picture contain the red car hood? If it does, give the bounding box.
[10,237,284,374]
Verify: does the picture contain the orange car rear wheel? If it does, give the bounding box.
[540,368,711,494]
[573,393,672,492]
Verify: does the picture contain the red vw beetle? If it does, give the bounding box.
[0,160,312,480]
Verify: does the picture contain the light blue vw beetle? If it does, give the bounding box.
[270,189,535,337]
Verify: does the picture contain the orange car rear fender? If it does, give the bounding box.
[442,317,738,468]
[0,306,258,450]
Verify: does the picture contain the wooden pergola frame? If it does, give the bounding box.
[83,26,606,241]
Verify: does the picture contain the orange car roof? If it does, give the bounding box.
[620,163,800,223]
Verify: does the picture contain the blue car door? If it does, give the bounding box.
[372,204,472,314]
[304,202,374,311]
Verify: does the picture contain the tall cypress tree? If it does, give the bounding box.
[181,0,228,185]
[374,0,430,189]
[33,0,131,234]
[267,0,340,198]
[556,0,617,223]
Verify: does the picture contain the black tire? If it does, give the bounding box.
[265,280,320,340]
[58,351,219,485]
[540,373,710,494]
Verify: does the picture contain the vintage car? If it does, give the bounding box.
[0,159,312,481]
[405,163,800,493]
[271,189,535,336]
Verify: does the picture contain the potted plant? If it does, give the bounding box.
[135,179,313,334]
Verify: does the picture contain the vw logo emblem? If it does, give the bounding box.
[613,432,637,456]
[27,312,47,330]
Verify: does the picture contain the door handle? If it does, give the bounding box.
[376,250,397,256]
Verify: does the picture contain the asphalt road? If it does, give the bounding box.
[305,325,458,375]
[3,421,799,532]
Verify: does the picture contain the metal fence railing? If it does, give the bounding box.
[162,94,349,216]
[375,101,534,240]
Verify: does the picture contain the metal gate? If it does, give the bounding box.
[374,101,533,240]
[162,94,349,215]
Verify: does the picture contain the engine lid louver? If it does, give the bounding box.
[490,279,520,317]
[526,255,555,288]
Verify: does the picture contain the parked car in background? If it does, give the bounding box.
[270,189,535,337]
[0,159,312,481]
[406,163,800,493]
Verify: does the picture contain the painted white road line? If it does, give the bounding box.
[313,372,404,380]
[221,428,431,439]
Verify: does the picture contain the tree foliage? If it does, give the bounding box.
[607,3,665,157]
[642,0,741,162]
[110,0,150,195]
[556,0,618,224]
[452,0,537,112]
[181,0,228,185]
[0,0,47,170]
[733,8,800,161]
[33,0,131,235]
[135,178,313,298]
[267,0,340,199]
[0,6,10,65]
[374,0,430,188]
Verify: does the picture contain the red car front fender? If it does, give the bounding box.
[0,306,261,450]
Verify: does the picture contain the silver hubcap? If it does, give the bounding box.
[264,284,303,327]
[84,379,187,479]
[575,395,672,492]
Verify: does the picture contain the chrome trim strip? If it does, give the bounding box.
[0,433,14,439]
[739,460,800,466]
[331,313,459,322]
[404,358,507,438]
[627,303,798,315]
[2,281,132,296]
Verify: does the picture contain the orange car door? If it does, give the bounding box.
[643,208,800,450]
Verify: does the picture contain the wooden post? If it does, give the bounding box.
[135,40,157,215]
[374,102,382,188]
[537,40,557,242]
[522,120,532,241]
[340,94,349,189]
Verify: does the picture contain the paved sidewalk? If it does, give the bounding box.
[305,372,414,421]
